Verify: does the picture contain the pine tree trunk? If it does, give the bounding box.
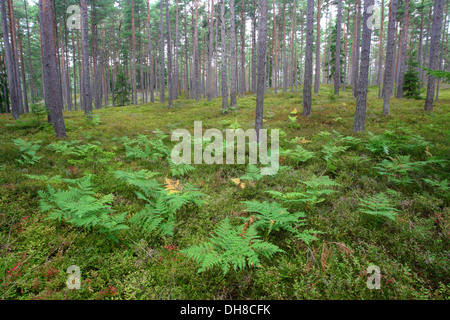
[193,0,200,100]
[24,0,35,104]
[165,0,173,108]
[220,0,228,113]
[0,0,19,119]
[251,5,257,94]
[147,0,154,102]
[207,0,214,101]
[255,0,268,142]
[382,0,398,116]
[396,0,409,98]
[378,0,385,98]
[354,0,374,133]
[272,0,277,93]
[39,0,66,138]
[334,0,343,95]
[81,0,93,116]
[303,0,315,117]
[314,0,321,95]
[424,0,445,111]
[352,0,361,97]
[160,0,165,103]
[240,0,246,96]
[230,0,237,107]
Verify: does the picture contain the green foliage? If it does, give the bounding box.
[266,175,340,207]
[169,159,196,178]
[240,164,263,181]
[67,142,116,172]
[86,114,101,126]
[12,138,43,165]
[242,200,319,243]
[122,133,170,161]
[181,218,283,274]
[114,70,131,106]
[37,175,129,240]
[403,50,422,99]
[280,145,315,165]
[359,192,399,221]
[114,170,204,236]
[322,143,349,170]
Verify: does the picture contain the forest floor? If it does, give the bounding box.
[0,84,449,300]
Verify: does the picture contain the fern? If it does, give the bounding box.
[38,175,129,240]
[240,164,263,181]
[280,145,315,164]
[242,200,319,243]
[181,218,283,274]
[169,159,196,177]
[266,174,340,207]
[114,170,204,236]
[359,193,399,221]
[373,155,418,185]
[47,140,79,155]
[12,138,43,165]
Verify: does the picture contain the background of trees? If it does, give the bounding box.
[0,0,448,136]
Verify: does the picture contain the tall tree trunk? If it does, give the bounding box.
[282,0,287,92]
[24,0,35,104]
[334,0,343,95]
[272,0,277,93]
[291,0,297,93]
[38,0,66,138]
[8,0,23,114]
[255,0,268,142]
[166,0,173,108]
[229,0,237,107]
[251,4,257,94]
[352,0,361,97]
[17,27,29,113]
[314,0,321,94]
[354,0,374,132]
[0,0,19,119]
[193,0,200,100]
[303,0,315,116]
[207,0,214,101]
[147,0,154,102]
[160,0,165,103]
[175,0,179,99]
[343,7,349,91]
[378,0,385,98]
[240,0,245,96]
[424,0,445,111]
[81,0,93,116]
[131,0,137,105]
[382,0,398,116]
[220,0,228,113]
[396,0,409,98]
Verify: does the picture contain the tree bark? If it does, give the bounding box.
[395,0,409,98]
[303,0,315,117]
[229,0,237,107]
[354,0,374,133]
[352,0,361,97]
[39,0,66,138]
[334,0,343,95]
[381,0,398,116]
[424,0,445,111]
[160,0,165,103]
[81,0,93,116]
[314,0,321,95]
[0,0,19,119]
[255,0,268,142]
[220,0,228,113]
[166,0,173,108]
